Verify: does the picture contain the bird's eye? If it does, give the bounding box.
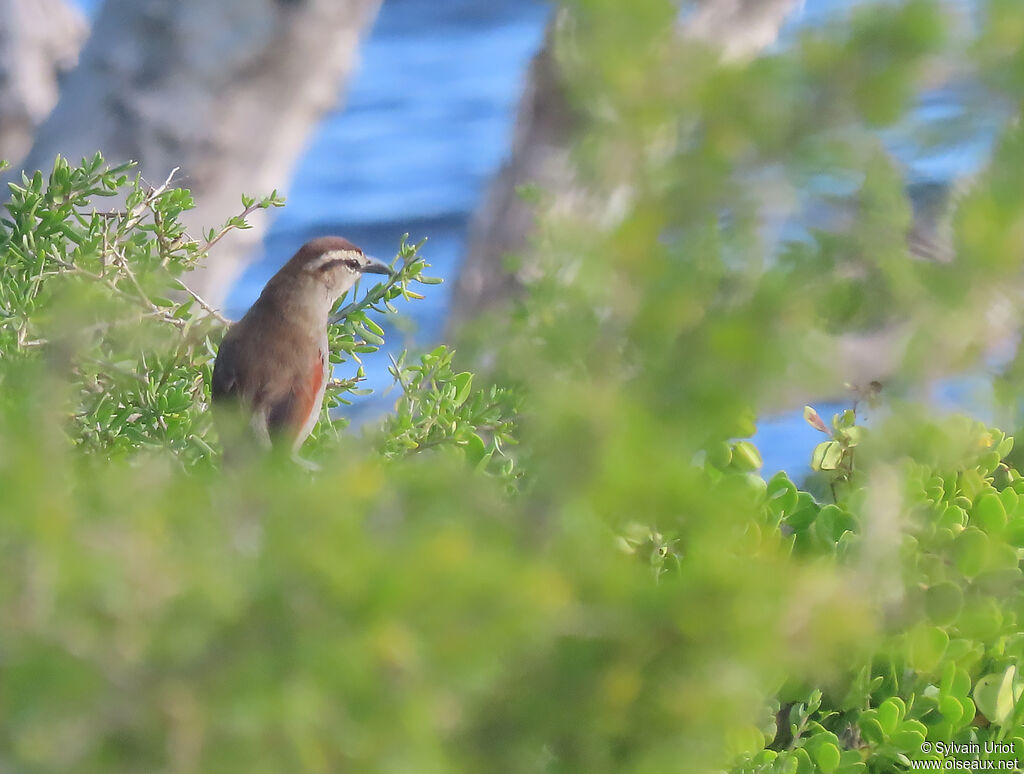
[311,252,364,274]
[314,257,360,273]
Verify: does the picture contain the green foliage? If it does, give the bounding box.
[0,154,224,463]
[381,345,521,487]
[3,1,1024,773]
[729,411,1024,773]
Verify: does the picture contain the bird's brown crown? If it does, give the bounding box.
[259,235,389,309]
[284,236,365,275]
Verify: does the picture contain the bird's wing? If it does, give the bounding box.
[211,311,325,453]
[211,326,276,449]
[211,332,241,402]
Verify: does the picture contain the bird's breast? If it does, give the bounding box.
[293,346,329,450]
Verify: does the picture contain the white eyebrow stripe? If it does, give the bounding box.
[306,250,361,271]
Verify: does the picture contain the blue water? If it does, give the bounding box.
[68,0,998,477]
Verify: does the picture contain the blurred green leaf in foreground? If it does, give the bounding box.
[4,0,1024,772]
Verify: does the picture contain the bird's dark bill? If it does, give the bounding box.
[360,257,394,276]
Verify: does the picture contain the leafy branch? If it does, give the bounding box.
[380,345,520,487]
[0,154,284,465]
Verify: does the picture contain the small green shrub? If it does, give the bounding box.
[729,410,1024,772]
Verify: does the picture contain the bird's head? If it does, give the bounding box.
[269,235,393,312]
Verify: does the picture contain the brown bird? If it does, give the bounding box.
[211,236,392,461]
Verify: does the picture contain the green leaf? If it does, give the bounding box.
[813,742,841,773]
[814,504,854,544]
[876,698,904,736]
[889,727,925,752]
[973,492,1007,533]
[786,492,819,530]
[908,626,948,674]
[792,747,813,774]
[724,724,765,760]
[1005,519,1024,547]
[924,581,963,625]
[953,527,990,577]
[452,372,473,407]
[858,716,885,746]
[767,472,798,516]
[940,663,971,699]
[731,441,763,472]
[464,433,488,467]
[938,503,968,529]
[957,598,1003,641]
[837,409,856,429]
[938,694,964,725]
[706,441,732,471]
[974,666,1017,726]
[811,440,843,471]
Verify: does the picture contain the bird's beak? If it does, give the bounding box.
[360,256,394,276]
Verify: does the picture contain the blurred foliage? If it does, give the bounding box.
[3,0,1024,773]
[728,410,1024,772]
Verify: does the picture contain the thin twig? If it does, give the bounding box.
[112,167,180,236]
[326,376,365,392]
[109,244,156,310]
[177,281,229,325]
[197,201,264,254]
[388,353,413,394]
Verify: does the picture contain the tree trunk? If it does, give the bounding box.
[10,0,383,305]
[450,0,801,325]
[0,0,86,166]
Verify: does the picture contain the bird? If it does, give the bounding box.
[211,235,392,462]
